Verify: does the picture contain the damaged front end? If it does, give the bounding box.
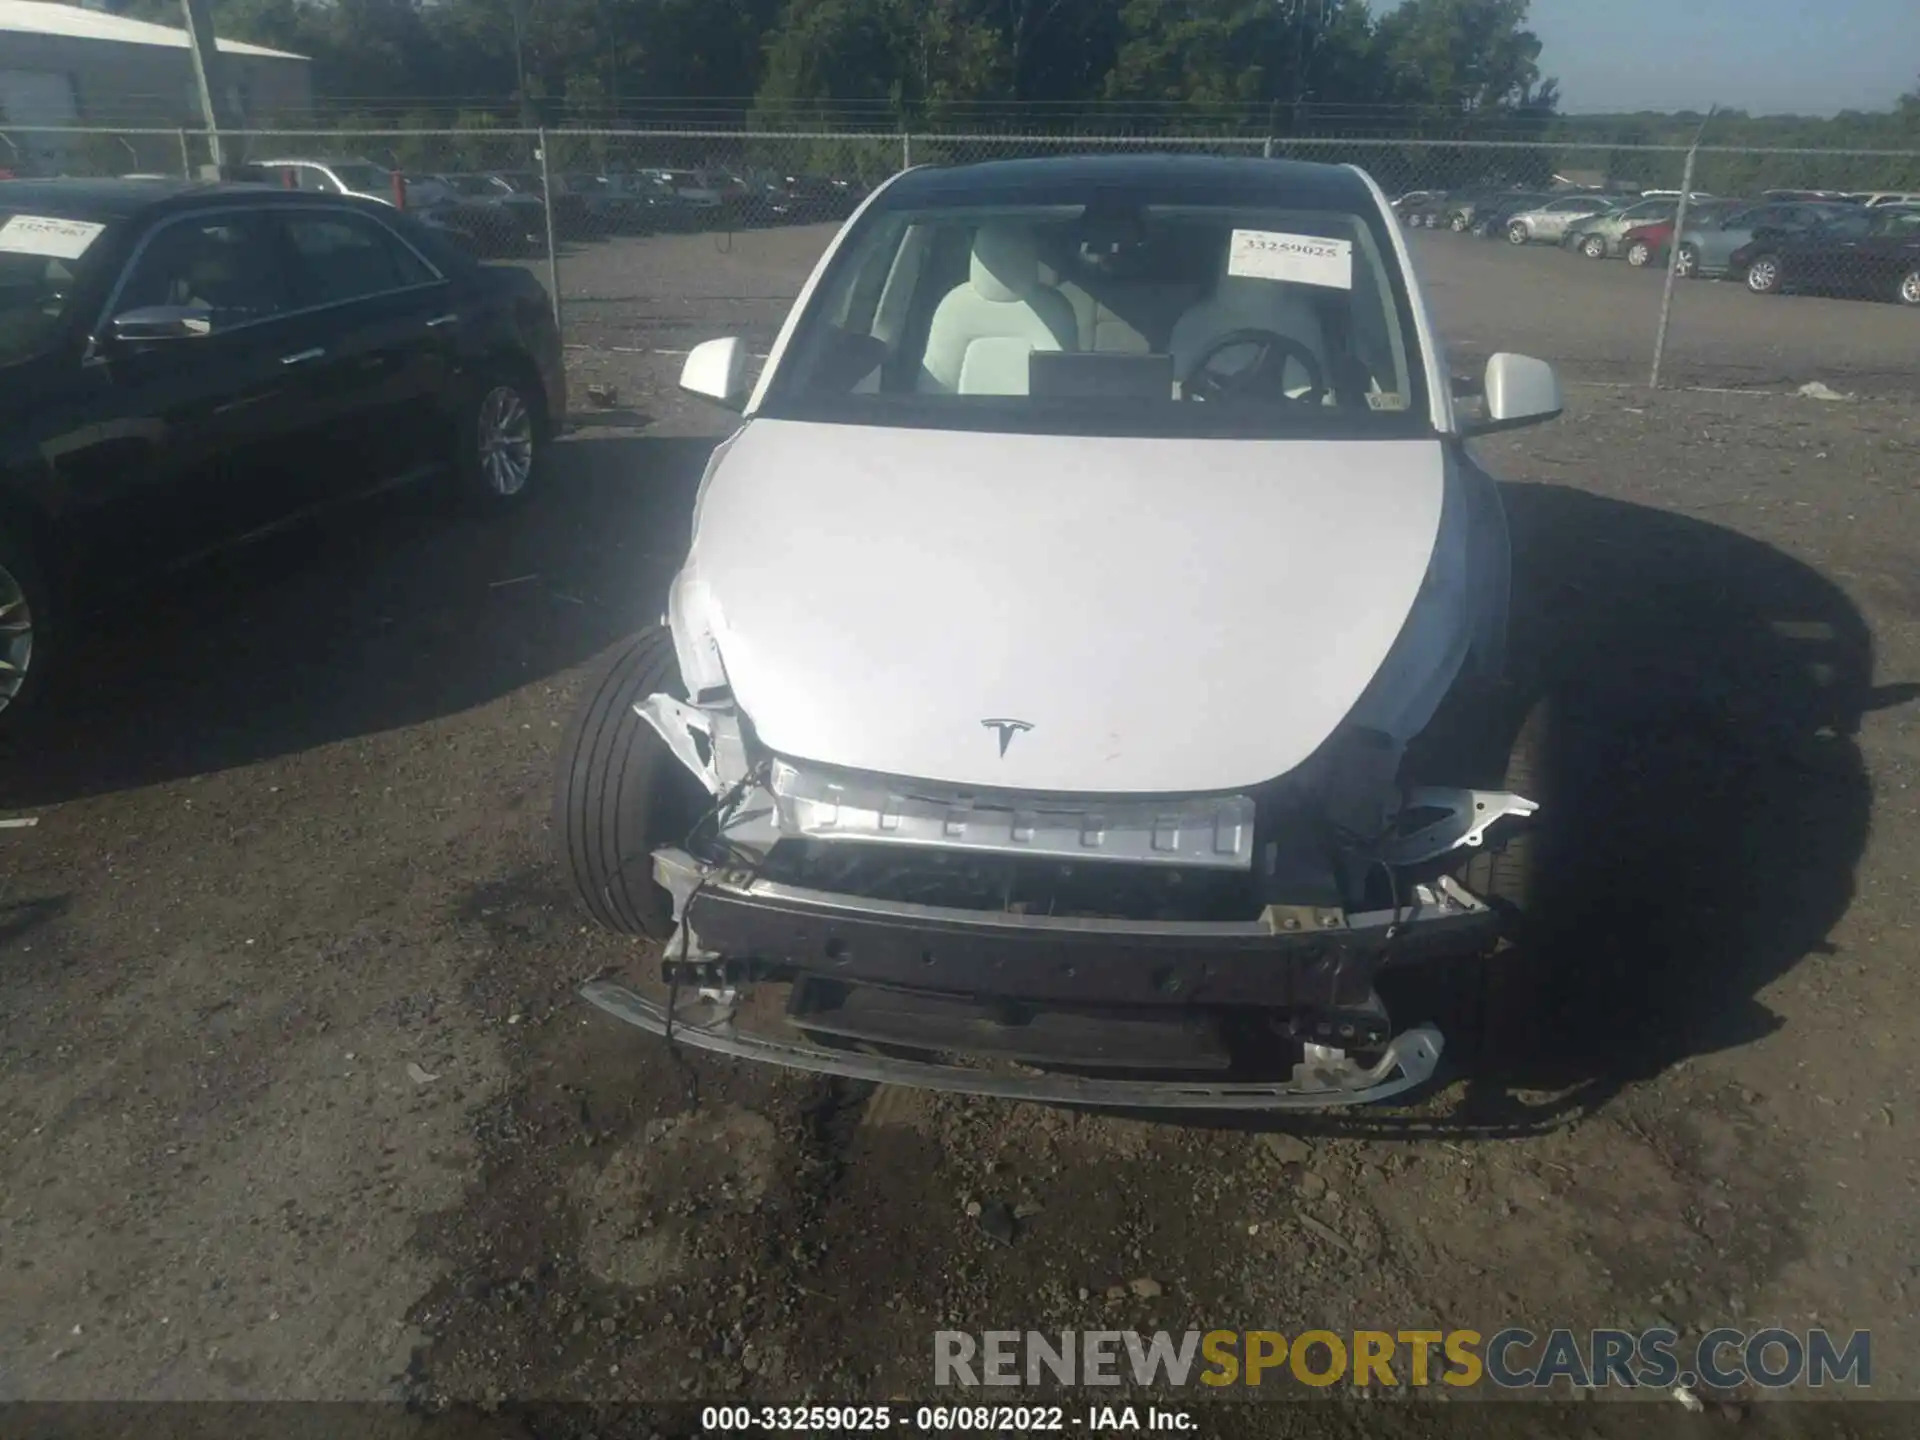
[580,687,1536,1110]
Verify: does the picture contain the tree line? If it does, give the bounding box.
[98,0,1566,133]
[45,0,1920,190]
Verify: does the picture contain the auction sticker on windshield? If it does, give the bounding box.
[1227,228,1353,290]
[0,214,107,260]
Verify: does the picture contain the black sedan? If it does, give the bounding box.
[0,178,566,727]
[1731,204,1920,304]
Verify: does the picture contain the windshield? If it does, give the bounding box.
[763,188,1428,438]
[330,163,390,192]
[0,209,118,367]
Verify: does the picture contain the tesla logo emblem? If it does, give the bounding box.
[981,718,1033,757]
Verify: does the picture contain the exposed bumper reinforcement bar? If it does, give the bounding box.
[579,979,1444,1110]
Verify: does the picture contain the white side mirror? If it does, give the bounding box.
[1464,352,1563,436]
[680,336,748,410]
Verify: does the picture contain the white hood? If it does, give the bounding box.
[683,418,1448,795]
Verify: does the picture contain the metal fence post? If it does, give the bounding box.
[901,131,913,171]
[177,128,192,178]
[536,128,563,333]
[1263,134,1274,160]
[1650,107,1716,390]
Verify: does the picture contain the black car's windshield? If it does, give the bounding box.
[763,187,1428,438]
[0,208,119,366]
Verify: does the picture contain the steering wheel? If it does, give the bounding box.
[1182,328,1327,405]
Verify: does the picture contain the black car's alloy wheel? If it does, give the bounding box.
[1675,243,1699,277]
[0,531,45,725]
[456,367,543,505]
[1746,254,1783,294]
[1899,268,1920,307]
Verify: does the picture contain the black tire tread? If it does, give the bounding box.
[1457,694,1553,1068]
[554,626,686,938]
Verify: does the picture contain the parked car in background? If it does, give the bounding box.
[434,173,549,255]
[1762,188,1856,204]
[643,169,726,227]
[1675,200,1857,279]
[1854,192,1920,208]
[1610,199,1746,267]
[260,157,448,210]
[1504,194,1620,245]
[1618,221,1672,268]
[623,172,707,231]
[1563,198,1679,259]
[1391,188,1444,220]
[1443,188,1536,234]
[1470,192,1552,238]
[0,178,566,729]
[781,173,862,222]
[1732,204,1920,304]
[1391,190,1449,228]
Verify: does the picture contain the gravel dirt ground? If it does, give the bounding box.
[1,219,1917,1416]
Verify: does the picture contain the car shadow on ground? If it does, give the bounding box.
[1279,482,1881,1140]
[0,435,716,809]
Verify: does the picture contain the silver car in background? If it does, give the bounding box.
[1562,198,1680,259]
[1505,194,1621,246]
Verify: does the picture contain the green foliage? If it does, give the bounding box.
[67,0,1917,168]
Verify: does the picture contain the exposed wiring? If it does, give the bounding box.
[660,757,773,1103]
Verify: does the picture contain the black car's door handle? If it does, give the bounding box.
[280,347,326,367]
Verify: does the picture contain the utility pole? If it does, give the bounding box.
[1650,104,1718,390]
[510,0,535,127]
[179,0,233,174]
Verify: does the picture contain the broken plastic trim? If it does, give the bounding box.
[1373,786,1538,866]
[634,693,752,797]
[579,979,1444,1110]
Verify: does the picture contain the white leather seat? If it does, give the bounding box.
[1168,247,1329,397]
[917,225,1077,395]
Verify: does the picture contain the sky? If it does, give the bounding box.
[1519,0,1915,116]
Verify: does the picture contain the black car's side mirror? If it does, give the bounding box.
[109,304,214,342]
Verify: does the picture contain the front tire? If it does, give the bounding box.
[1675,243,1699,278]
[1451,694,1554,1069]
[1626,240,1653,267]
[553,626,710,939]
[1507,220,1529,245]
[1746,254,1784,294]
[1898,268,1920,307]
[1449,212,1469,232]
[1581,234,1608,259]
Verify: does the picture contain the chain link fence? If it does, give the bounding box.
[7,124,1919,396]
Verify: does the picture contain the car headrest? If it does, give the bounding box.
[970,225,1041,303]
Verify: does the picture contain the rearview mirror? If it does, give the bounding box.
[679,336,748,410]
[1461,352,1562,436]
[110,304,213,342]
